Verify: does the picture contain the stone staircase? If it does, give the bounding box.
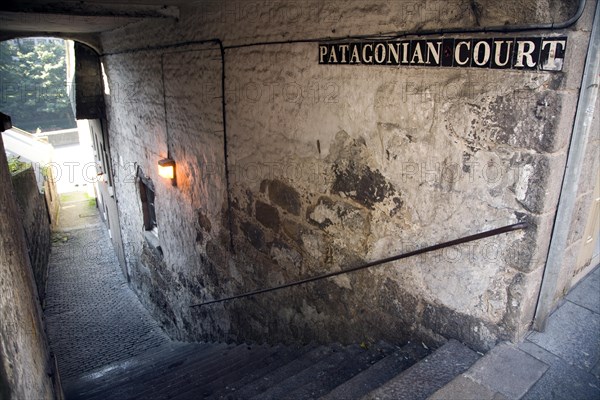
[63,339,480,400]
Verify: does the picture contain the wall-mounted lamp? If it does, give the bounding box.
[158,158,176,186]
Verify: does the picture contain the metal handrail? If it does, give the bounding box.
[190,222,528,307]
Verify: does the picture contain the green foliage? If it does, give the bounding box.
[40,164,53,180]
[7,155,30,174]
[0,38,76,132]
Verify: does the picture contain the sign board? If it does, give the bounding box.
[319,37,567,71]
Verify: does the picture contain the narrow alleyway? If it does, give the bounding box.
[44,193,170,384]
[42,194,599,400]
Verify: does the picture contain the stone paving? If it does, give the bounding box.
[521,265,600,399]
[44,194,169,384]
[429,264,600,400]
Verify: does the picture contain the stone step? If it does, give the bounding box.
[361,339,481,400]
[69,342,235,400]
[64,339,477,400]
[249,344,370,400]
[63,342,221,399]
[125,343,275,400]
[175,344,314,400]
[229,345,340,399]
[321,341,430,400]
[428,342,550,400]
[143,343,281,400]
[283,341,400,400]
[197,344,317,400]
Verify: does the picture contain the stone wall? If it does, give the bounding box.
[0,137,55,400]
[11,166,52,302]
[560,80,600,291]
[102,45,229,340]
[100,0,597,351]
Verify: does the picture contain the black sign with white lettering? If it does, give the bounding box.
[318,37,567,71]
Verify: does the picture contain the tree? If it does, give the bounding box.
[0,38,76,133]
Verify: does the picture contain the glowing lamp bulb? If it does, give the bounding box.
[158,158,175,180]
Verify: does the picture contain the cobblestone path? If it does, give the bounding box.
[44,195,169,384]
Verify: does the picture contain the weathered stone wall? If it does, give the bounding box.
[0,138,55,400]
[559,83,600,291]
[11,166,52,302]
[100,0,596,350]
[102,45,230,340]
